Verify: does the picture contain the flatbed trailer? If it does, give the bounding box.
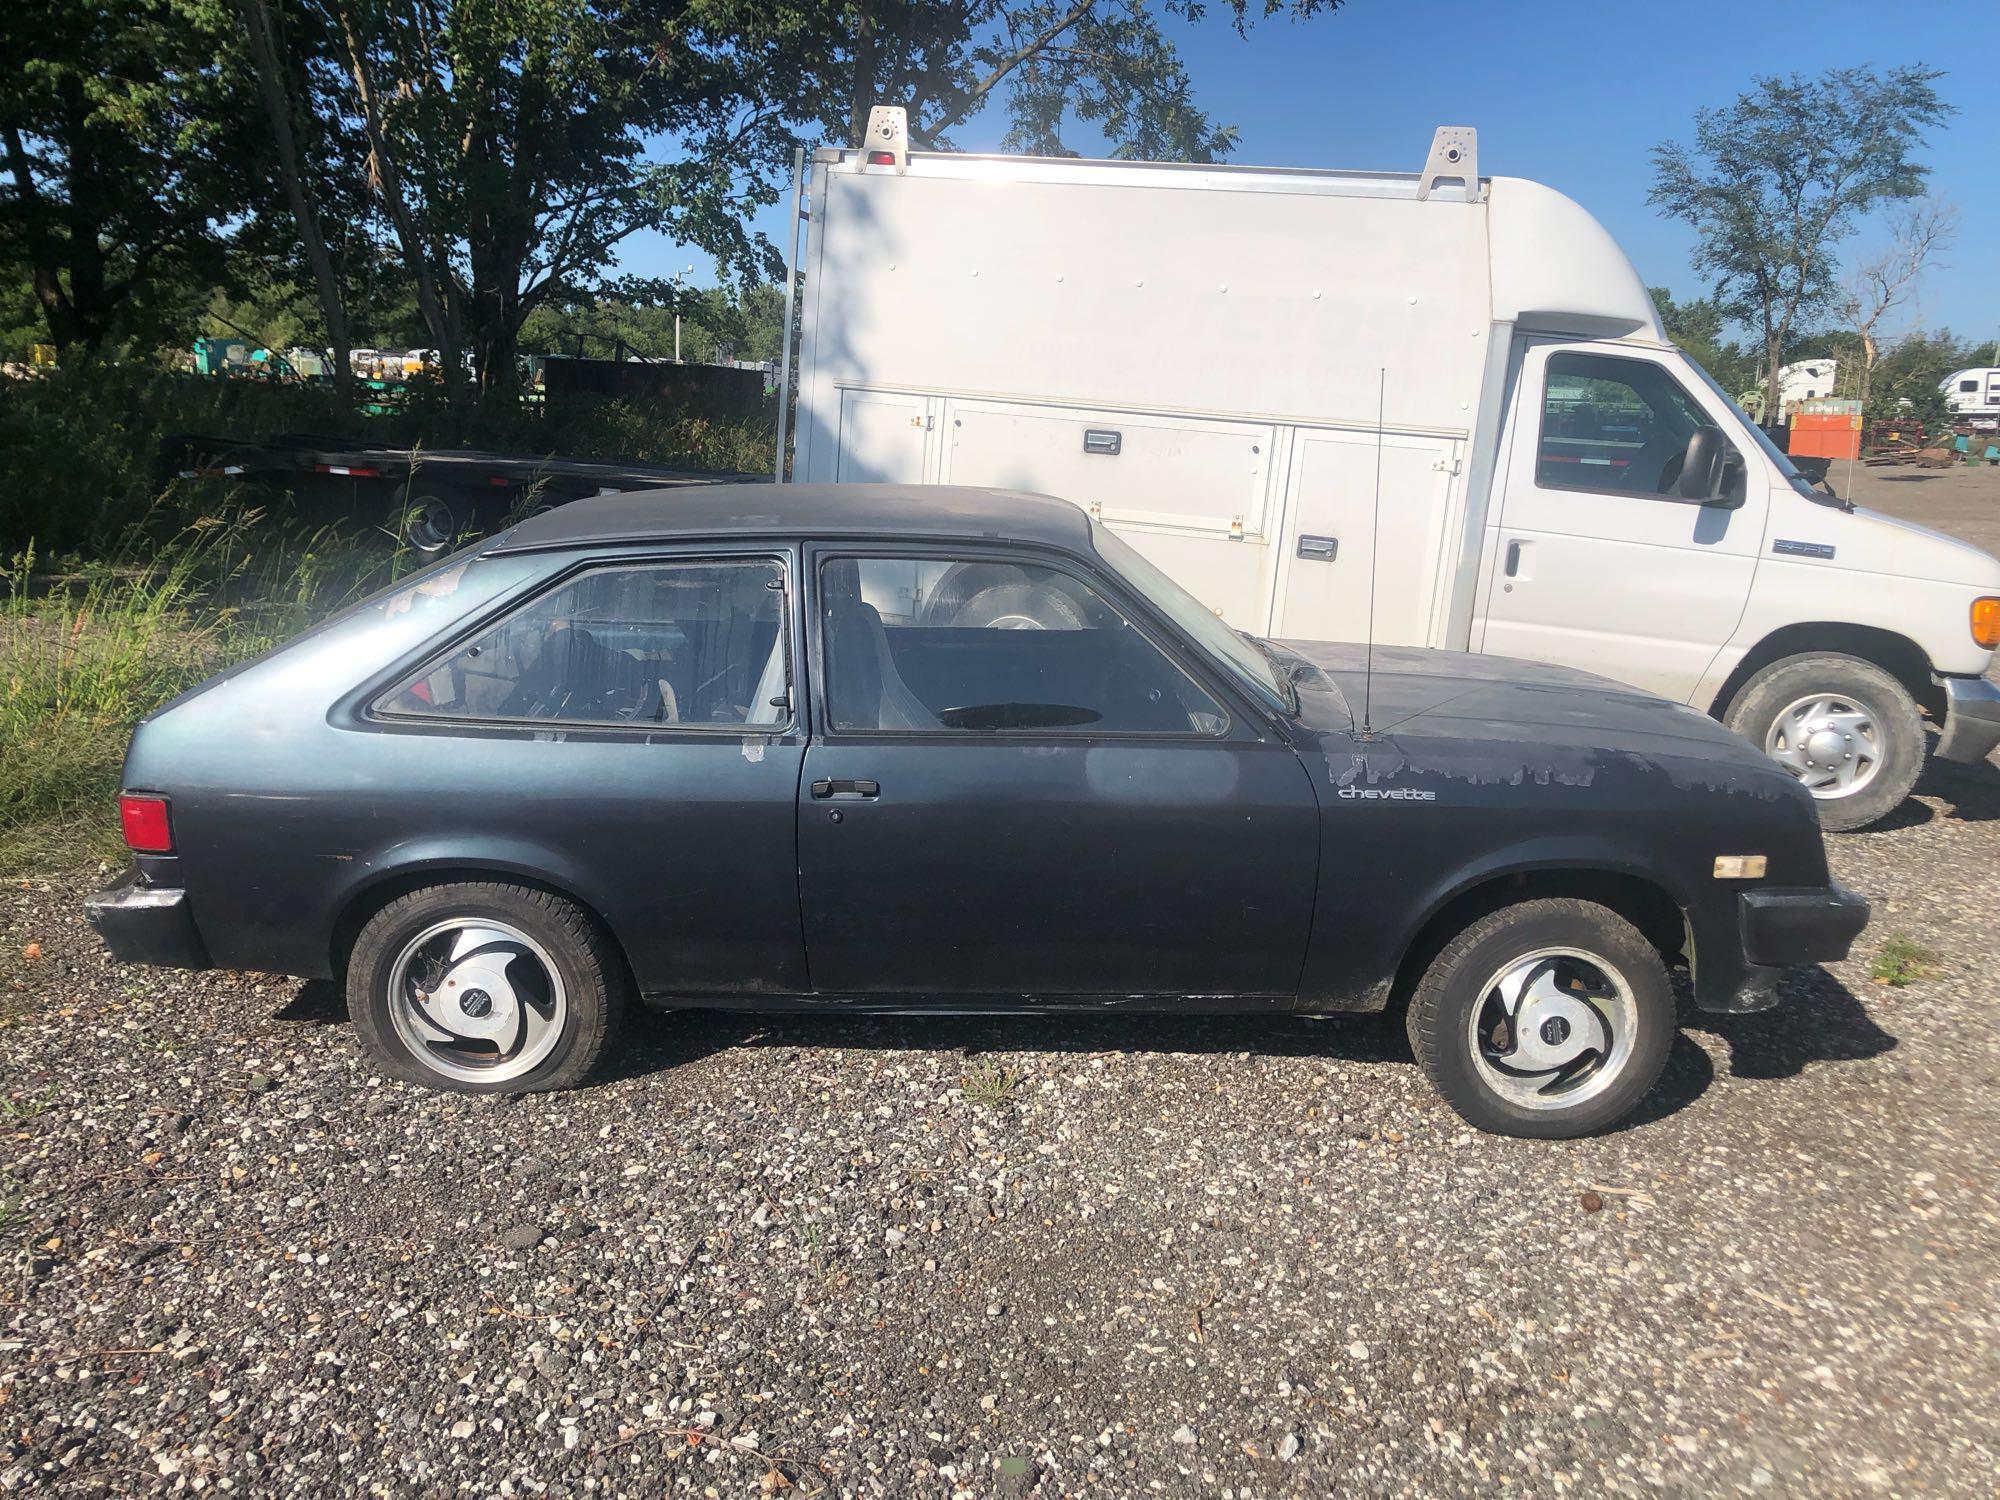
[160,432,764,552]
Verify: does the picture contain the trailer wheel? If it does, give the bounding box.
[1724,653,1923,832]
[402,493,460,554]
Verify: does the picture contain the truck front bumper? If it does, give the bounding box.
[85,870,209,970]
[1934,674,2000,765]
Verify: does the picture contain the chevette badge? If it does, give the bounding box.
[1337,786,1436,801]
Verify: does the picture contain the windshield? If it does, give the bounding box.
[1683,358,1827,502]
[1089,520,1291,712]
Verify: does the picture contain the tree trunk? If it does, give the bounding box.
[1764,316,1784,430]
[2,122,87,352]
[336,4,465,400]
[1858,329,1879,411]
[848,0,877,147]
[239,0,352,395]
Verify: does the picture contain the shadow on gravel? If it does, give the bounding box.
[607,1007,1417,1084]
[1688,969,1896,1082]
[274,978,344,1023]
[267,965,1892,1118]
[1902,748,2000,823]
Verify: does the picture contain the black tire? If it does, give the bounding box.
[346,881,625,1093]
[1723,652,1923,833]
[1406,898,1675,1139]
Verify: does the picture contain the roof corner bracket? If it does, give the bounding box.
[1416,126,1482,204]
[858,105,909,173]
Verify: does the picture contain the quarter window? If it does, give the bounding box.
[378,559,789,727]
[1537,352,1735,499]
[820,556,1226,735]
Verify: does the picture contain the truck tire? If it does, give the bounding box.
[1723,653,1923,832]
[346,881,626,1093]
[1406,899,1675,1139]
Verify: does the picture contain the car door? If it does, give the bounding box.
[795,544,1319,1002]
[1478,340,1766,702]
[366,546,810,997]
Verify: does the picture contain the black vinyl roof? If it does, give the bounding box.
[487,483,1096,555]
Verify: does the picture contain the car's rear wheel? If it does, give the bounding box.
[1406,899,1675,1138]
[346,882,624,1093]
[1724,653,1923,832]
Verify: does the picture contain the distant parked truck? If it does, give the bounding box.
[780,108,2000,829]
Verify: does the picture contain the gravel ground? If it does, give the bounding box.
[6,776,1997,1498]
[3,474,1998,1497]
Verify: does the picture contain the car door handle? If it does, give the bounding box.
[810,777,880,799]
[1296,534,1337,561]
[1504,540,1530,579]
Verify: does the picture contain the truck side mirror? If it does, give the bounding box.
[1677,425,1728,502]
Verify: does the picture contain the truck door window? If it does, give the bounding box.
[1536,352,1735,499]
[819,555,1226,736]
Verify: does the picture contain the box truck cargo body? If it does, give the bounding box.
[784,113,2000,829]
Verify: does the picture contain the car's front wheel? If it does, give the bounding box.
[1407,899,1675,1138]
[346,881,624,1092]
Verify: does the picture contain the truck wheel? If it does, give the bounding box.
[346,882,625,1093]
[1724,653,1923,832]
[1406,899,1674,1139]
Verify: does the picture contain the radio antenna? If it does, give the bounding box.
[1360,366,1386,739]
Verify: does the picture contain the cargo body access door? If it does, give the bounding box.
[866,394,1465,647]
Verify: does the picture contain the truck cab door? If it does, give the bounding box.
[1478,339,1766,703]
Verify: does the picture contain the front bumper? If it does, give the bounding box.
[1739,884,1870,968]
[1934,674,2000,765]
[85,870,209,969]
[1698,883,1871,1014]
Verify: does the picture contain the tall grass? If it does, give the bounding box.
[1,512,403,870]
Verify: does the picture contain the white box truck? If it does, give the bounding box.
[780,109,2000,829]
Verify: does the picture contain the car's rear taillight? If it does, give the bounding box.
[119,793,174,853]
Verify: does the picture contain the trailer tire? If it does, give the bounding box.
[1724,652,1923,832]
[401,492,461,555]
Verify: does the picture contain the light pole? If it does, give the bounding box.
[672,263,694,363]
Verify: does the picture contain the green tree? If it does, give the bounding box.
[1868,327,1988,429]
[322,0,1347,400]
[0,0,253,353]
[784,1,1346,160]
[1650,66,1953,425]
[1648,285,1757,394]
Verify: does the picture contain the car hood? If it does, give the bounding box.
[1272,640,1788,785]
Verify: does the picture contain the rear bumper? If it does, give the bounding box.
[85,870,209,970]
[1934,674,2000,765]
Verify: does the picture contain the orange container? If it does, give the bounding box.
[1789,400,1863,461]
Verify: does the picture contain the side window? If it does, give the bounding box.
[378,558,789,727]
[1537,351,1730,498]
[1961,379,1980,394]
[820,556,1227,736]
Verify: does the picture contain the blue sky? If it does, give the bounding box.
[615,0,1994,349]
